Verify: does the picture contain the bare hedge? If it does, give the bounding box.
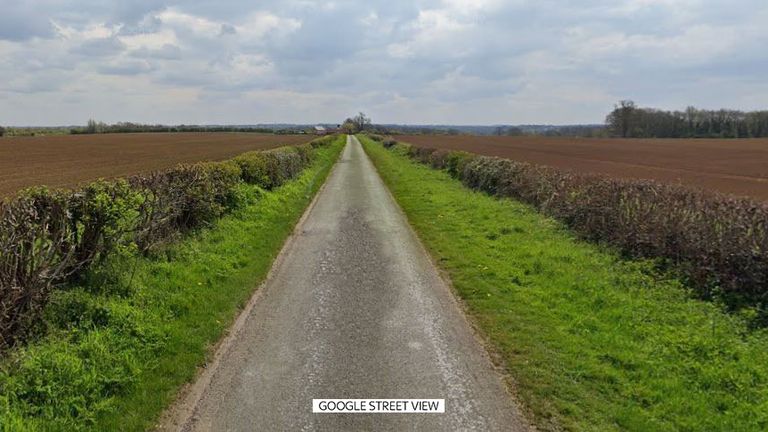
[0,136,335,348]
[383,139,768,317]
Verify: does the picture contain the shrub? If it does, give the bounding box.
[130,170,187,252]
[263,149,304,188]
[0,138,331,348]
[292,144,313,165]
[380,140,768,317]
[234,152,271,187]
[382,137,398,149]
[444,151,476,178]
[425,149,474,175]
[409,146,437,163]
[389,142,412,156]
[309,134,338,149]
[236,143,321,189]
[196,160,242,211]
[163,164,224,232]
[67,180,143,274]
[0,189,75,347]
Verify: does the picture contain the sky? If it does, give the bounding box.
[1,0,767,126]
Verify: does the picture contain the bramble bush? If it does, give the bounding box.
[0,136,336,349]
[380,138,768,321]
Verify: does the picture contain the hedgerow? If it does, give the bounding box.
[379,138,768,321]
[0,136,335,349]
[361,132,398,148]
[363,133,384,142]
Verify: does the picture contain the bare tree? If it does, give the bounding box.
[351,112,371,132]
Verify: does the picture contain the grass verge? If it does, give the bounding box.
[360,135,768,431]
[0,137,345,431]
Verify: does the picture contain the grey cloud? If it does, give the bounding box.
[3,71,73,94]
[1,0,768,125]
[119,16,164,35]
[110,0,168,25]
[154,69,213,87]
[219,24,237,36]
[0,5,54,41]
[99,60,154,75]
[130,44,183,60]
[71,37,126,57]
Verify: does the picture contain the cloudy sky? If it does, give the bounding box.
[1,0,767,126]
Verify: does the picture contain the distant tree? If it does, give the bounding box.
[493,126,524,136]
[0,126,5,137]
[606,100,637,138]
[351,112,371,132]
[605,101,768,138]
[341,112,372,133]
[341,120,356,134]
[505,126,524,136]
[85,119,98,134]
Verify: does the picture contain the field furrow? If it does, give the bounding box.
[395,135,768,200]
[0,133,310,197]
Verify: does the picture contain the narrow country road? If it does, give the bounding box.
[167,136,528,431]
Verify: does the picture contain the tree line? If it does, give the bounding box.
[71,120,277,135]
[341,112,372,133]
[5,103,768,140]
[606,100,768,138]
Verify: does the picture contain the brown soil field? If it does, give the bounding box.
[0,133,311,197]
[395,135,768,201]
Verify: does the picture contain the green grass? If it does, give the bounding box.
[360,136,768,432]
[0,137,345,431]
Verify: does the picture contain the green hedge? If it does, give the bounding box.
[379,138,768,321]
[0,136,336,349]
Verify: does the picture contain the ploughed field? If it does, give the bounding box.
[395,135,768,200]
[0,133,310,197]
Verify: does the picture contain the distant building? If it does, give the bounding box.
[313,125,327,135]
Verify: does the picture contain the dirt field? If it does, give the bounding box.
[395,135,768,200]
[0,133,311,197]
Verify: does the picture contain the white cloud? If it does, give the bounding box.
[121,30,178,50]
[1,0,767,125]
[387,9,473,59]
[157,9,222,37]
[236,12,301,40]
[564,24,741,67]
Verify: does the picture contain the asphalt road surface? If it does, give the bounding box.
[167,136,528,431]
